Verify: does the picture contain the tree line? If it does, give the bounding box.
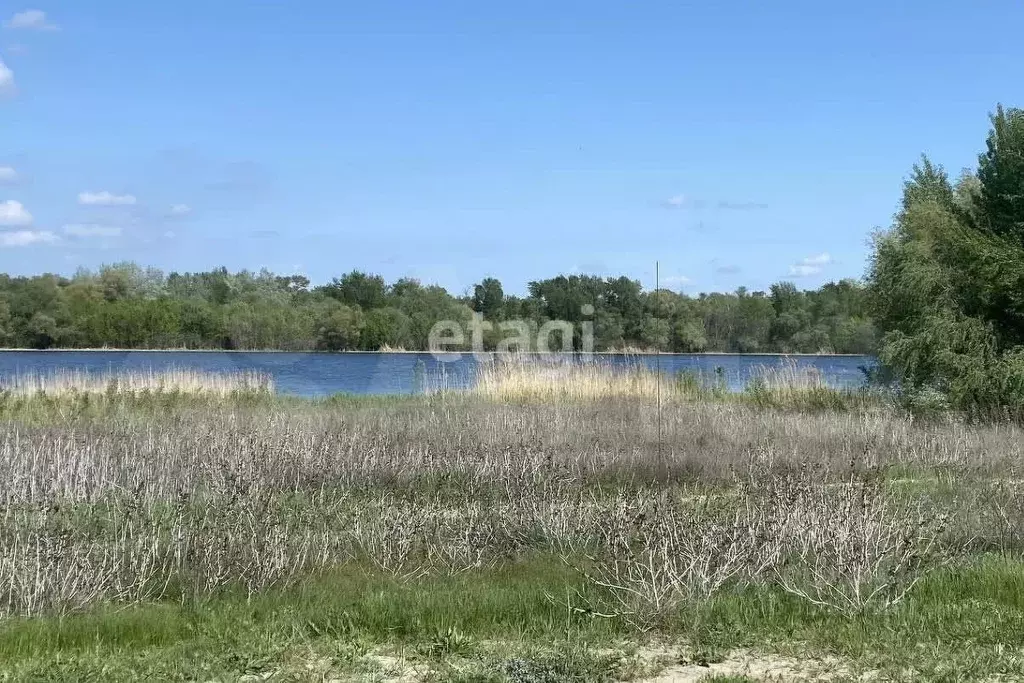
[0,265,876,354]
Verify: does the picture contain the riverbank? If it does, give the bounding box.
[0,363,881,417]
[0,347,870,357]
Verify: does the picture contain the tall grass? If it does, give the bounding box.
[470,357,874,411]
[472,358,671,402]
[0,368,274,397]
[741,361,882,412]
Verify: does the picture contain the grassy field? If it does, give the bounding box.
[0,366,1022,681]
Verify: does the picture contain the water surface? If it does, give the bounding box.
[0,351,874,397]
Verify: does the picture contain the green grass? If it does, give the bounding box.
[1,555,1024,681]
[0,557,617,657]
[667,554,1024,681]
[0,557,625,682]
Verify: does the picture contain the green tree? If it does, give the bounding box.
[734,288,774,352]
[975,105,1024,242]
[315,302,364,351]
[593,309,626,350]
[361,307,414,350]
[26,312,58,349]
[471,277,505,320]
[639,315,671,350]
[868,106,1024,413]
[324,271,387,311]
[0,297,10,345]
[673,319,708,353]
[832,317,877,355]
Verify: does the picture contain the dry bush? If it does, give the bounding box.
[171,494,335,599]
[347,495,524,579]
[952,477,1024,552]
[0,395,1014,616]
[2,397,1017,501]
[576,491,773,629]
[743,459,952,614]
[572,456,956,625]
[0,502,173,615]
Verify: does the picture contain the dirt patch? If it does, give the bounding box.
[361,653,432,682]
[635,648,860,682]
[313,643,870,682]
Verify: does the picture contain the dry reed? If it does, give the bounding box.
[471,358,674,402]
[0,368,274,397]
[469,357,867,412]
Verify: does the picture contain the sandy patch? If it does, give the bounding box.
[635,648,860,682]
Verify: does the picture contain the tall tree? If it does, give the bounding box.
[471,277,505,320]
[868,105,1024,412]
[324,271,388,311]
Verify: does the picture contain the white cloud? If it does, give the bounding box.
[63,223,122,238]
[0,199,32,226]
[800,252,833,266]
[4,10,58,31]
[0,229,56,247]
[788,264,822,278]
[788,252,834,277]
[0,59,14,93]
[0,166,16,183]
[662,195,767,211]
[78,190,137,206]
[661,274,691,287]
[168,203,191,216]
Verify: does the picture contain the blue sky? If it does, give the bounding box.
[1,1,1021,295]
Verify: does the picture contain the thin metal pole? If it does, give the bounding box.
[656,261,662,465]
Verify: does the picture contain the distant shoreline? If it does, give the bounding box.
[0,348,871,358]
